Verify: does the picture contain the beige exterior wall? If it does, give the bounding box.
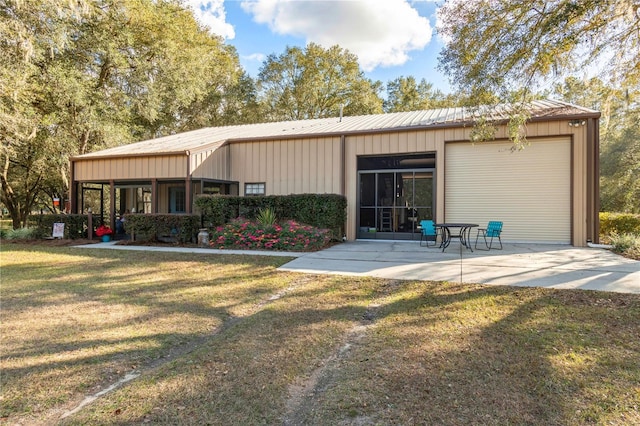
[72,118,593,246]
[341,123,590,246]
[74,155,188,181]
[229,137,342,195]
[191,145,231,180]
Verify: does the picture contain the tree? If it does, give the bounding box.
[600,117,640,213]
[552,76,639,213]
[384,76,457,112]
[1,0,248,228]
[1,0,88,228]
[438,0,639,98]
[437,0,640,145]
[257,43,383,121]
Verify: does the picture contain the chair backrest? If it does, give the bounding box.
[487,221,503,237]
[420,220,436,236]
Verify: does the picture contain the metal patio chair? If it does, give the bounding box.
[475,221,503,250]
[419,220,439,247]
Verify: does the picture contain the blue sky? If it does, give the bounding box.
[185,0,453,93]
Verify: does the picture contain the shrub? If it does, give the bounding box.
[124,214,200,243]
[209,218,331,251]
[196,193,347,239]
[5,227,36,240]
[34,214,88,239]
[600,212,640,236]
[608,232,640,260]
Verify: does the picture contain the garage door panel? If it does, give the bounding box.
[445,139,571,243]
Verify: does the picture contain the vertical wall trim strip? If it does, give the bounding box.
[340,135,346,238]
[185,152,192,213]
[591,118,600,243]
[109,180,116,230]
[340,135,345,196]
[151,179,158,213]
[70,159,77,213]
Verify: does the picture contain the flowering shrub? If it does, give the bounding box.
[209,218,331,251]
[95,225,113,237]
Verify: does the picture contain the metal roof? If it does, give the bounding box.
[75,99,599,159]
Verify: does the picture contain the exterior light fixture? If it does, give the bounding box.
[568,119,586,127]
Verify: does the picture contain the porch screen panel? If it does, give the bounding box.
[445,138,571,243]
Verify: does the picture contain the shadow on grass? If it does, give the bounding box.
[0,245,299,421]
[304,283,640,425]
[2,245,639,425]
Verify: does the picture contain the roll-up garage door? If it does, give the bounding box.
[445,138,571,243]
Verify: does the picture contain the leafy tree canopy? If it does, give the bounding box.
[0,0,251,228]
[383,76,457,113]
[257,43,383,121]
[438,0,640,100]
[553,77,640,213]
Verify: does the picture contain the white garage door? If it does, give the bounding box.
[445,138,571,243]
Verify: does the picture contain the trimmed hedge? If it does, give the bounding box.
[34,214,89,239]
[124,214,200,243]
[195,194,347,237]
[600,212,640,236]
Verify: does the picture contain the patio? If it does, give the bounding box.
[278,241,640,294]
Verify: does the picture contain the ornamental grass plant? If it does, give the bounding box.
[608,232,640,260]
[209,218,331,251]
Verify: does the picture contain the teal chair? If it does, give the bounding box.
[419,220,439,247]
[475,221,503,250]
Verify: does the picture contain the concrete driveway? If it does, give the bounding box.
[279,241,640,294]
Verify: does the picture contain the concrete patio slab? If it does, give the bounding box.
[75,240,639,294]
[278,241,640,294]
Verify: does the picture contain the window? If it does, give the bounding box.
[169,187,186,213]
[245,182,265,196]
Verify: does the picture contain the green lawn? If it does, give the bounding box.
[1,243,639,425]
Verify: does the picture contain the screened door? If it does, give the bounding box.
[358,170,434,240]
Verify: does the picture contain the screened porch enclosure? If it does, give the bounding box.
[357,153,436,240]
[73,179,238,230]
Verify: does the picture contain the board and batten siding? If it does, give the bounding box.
[444,138,572,243]
[73,155,187,181]
[190,145,231,180]
[229,137,342,195]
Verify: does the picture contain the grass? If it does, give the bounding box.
[1,243,639,425]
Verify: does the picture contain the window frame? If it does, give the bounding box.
[244,182,266,196]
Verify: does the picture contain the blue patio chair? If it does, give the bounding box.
[419,220,439,247]
[475,221,503,250]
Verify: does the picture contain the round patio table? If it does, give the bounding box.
[435,223,479,252]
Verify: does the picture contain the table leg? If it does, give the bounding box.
[461,226,473,252]
[440,227,451,252]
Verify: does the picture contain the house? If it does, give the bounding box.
[70,99,600,245]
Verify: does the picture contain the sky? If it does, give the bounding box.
[184,0,453,93]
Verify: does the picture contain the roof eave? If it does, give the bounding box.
[70,150,190,161]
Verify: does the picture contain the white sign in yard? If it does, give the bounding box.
[52,222,65,238]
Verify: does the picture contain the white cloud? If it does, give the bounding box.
[242,53,267,62]
[240,0,432,71]
[184,0,235,39]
